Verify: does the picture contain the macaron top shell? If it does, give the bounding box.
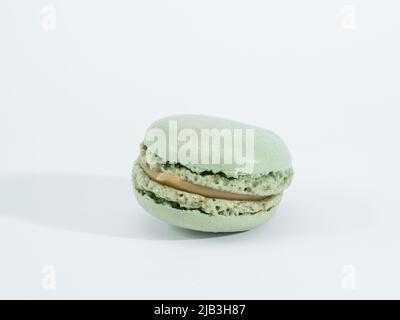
[143,114,292,178]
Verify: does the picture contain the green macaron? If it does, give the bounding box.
[132,115,293,233]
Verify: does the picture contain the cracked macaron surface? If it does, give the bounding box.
[132,115,293,232]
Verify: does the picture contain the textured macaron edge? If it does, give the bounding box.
[132,161,282,216]
[134,188,278,232]
[140,144,293,197]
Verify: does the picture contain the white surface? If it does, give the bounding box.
[1,1,400,299]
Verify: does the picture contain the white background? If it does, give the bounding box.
[1,1,400,299]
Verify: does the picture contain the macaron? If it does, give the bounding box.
[132,115,293,233]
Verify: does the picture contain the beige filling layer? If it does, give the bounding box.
[140,163,274,201]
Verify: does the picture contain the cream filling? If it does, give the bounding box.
[140,163,275,201]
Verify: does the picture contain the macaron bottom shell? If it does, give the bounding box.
[134,188,279,233]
